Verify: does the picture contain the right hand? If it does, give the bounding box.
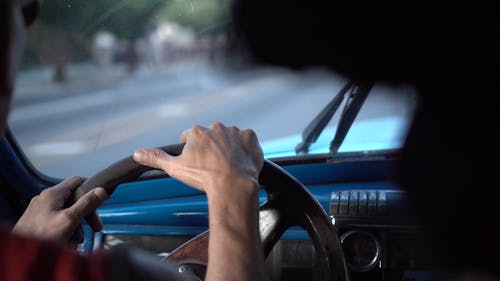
[132,122,264,197]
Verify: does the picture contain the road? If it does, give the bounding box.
[9,59,415,178]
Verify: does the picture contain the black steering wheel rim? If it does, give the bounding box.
[73,143,349,281]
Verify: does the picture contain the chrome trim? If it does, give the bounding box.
[330,190,412,227]
[340,230,381,272]
[331,192,340,216]
[368,191,377,215]
[358,191,368,215]
[348,191,359,215]
[378,191,387,214]
[339,191,349,215]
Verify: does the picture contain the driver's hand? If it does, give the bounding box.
[12,176,108,245]
[133,122,264,197]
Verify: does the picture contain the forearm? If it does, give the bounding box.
[205,179,269,281]
[132,122,266,280]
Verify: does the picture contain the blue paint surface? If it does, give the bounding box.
[261,116,409,158]
[100,164,398,240]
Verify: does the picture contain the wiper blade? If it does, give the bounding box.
[329,82,374,155]
[295,81,355,154]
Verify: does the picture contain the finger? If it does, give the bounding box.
[85,211,103,232]
[179,128,191,143]
[191,125,208,137]
[240,129,260,149]
[180,124,208,144]
[65,187,108,223]
[44,176,85,208]
[133,147,176,172]
[209,121,226,131]
[209,122,232,144]
[240,128,258,142]
[69,225,84,244]
[227,125,240,138]
[47,176,85,196]
[240,129,264,166]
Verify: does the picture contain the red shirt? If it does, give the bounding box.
[0,228,109,281]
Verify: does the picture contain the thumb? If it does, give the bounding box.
[133,148,174,173]
[65,187,108,223]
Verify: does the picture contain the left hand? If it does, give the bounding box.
[12,176,109,245]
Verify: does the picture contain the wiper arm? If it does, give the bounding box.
[295,81,355,154]
[329,82,374,155]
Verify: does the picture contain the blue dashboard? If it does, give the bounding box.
[98,156,400,240]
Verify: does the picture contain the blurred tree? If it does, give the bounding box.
[25,0,165,82]
[159,0,230,34]
[24,0,230,82]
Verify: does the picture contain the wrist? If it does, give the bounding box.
[206,176,260,223]
[206,174,260,202]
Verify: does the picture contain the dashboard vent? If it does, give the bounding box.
[330,190,408,218]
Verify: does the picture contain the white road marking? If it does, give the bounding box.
[9,90,115,123]
[156,103,191,118]
[29,141,88,156]
[18,73,298,166]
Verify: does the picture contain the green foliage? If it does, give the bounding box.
[159,0,230,33]
[35,0,230,40]
[23,0,230,70]
[37,0,165,39]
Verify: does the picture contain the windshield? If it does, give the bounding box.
[8,0,416,178]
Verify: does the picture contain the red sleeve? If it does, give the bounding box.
[0,228,110,281]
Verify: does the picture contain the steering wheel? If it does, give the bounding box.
[73,144,349,281]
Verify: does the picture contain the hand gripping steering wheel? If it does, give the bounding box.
[72,144,349,281]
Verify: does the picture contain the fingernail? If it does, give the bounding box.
[94,188,109,200]
[69,176,84,185]
[134,149,147,163]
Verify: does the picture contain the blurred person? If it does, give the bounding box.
[1,1,268,281]
[92,31,117,67]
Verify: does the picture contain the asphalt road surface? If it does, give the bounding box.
[9,59,415,178]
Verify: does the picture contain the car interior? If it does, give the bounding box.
[1,128,455,281]
[2,1,500,281]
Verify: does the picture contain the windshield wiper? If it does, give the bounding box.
[329,82,373,155]
[295,81,354,154]
[295,81,373,155]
